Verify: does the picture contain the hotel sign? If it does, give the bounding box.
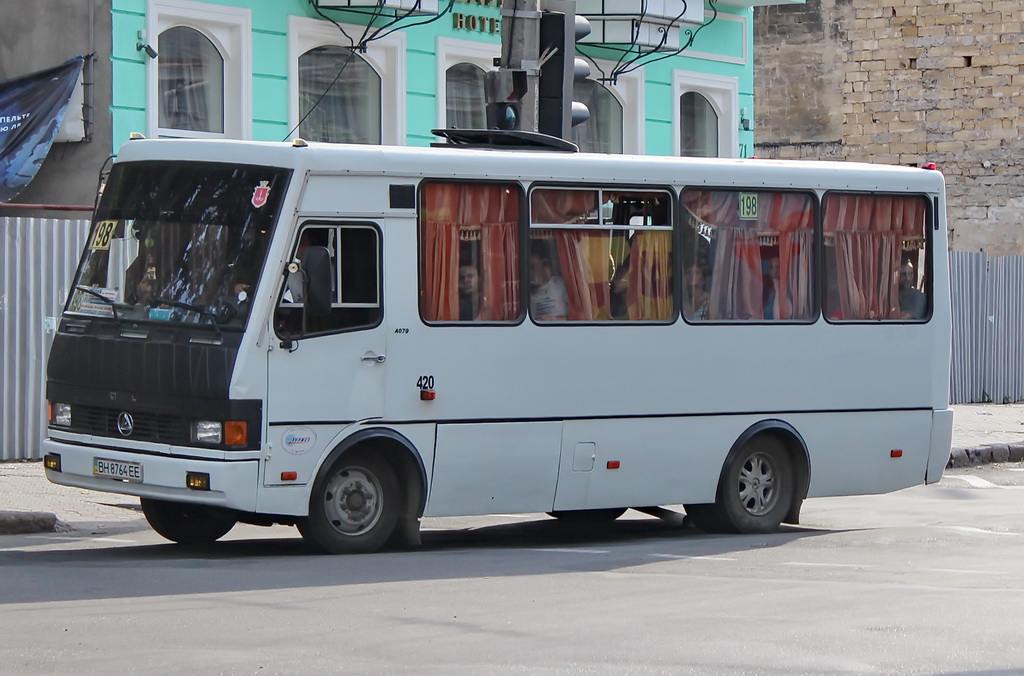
[453,0,502,34]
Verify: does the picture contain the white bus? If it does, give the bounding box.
[43,135,953,553]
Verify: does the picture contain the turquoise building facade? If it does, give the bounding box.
[110,0,781,156]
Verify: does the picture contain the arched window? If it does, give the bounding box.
[680,91,719,157]
[571,79,623,154]
[158,26,224,133]
[446,63,486,129]
[298,45,382,144]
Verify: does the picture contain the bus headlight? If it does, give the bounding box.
[192,421,222,444]
[51,402,72,426]
[192,420,248,446]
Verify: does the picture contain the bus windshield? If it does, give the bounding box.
[68,161,291,330]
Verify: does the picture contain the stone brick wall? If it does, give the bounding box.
[754,0,1024,255]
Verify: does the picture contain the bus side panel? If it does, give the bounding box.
[801,410,933,498]
[552,418,728,510]
[425,422,562,517]
[552,410,933,512]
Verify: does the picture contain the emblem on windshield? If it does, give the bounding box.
[251,180,271,208]
[117,412,134,437]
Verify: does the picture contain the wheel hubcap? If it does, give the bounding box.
[323,467,382,536]
[737,452,777,516]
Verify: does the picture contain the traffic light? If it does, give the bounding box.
[485,69,528,131]
[538,1,591,140]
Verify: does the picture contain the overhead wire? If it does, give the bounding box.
[613,0,719,78]
[289,0,459,140]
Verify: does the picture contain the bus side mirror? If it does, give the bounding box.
[301,246,333,317]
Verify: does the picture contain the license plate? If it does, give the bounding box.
[93,457,143,483]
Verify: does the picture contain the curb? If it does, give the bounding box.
[0,511,59,535]
[947,442,1024,468]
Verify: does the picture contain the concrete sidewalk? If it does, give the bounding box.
[2,402,1023,535]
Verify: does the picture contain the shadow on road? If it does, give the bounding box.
[0,514,843,606]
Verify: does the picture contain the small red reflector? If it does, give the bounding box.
[281,471,298,481]
[923,162,938,170]
[420,390,436,401]
[891,450,903,458]
[607,461,620,469]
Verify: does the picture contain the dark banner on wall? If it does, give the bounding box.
[0,56,84,203]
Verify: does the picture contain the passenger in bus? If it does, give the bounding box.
[686,263,710,320]
[899,260,926,319]
[459,264,482,321]
[763,255,780,320]
[610,253,630,320]
[529,250,568,321]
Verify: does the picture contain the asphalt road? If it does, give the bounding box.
[1,465,1023,675]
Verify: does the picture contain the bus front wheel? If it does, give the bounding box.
[140,498,237,545]
[298,452,399,554]
[686,436,794,534]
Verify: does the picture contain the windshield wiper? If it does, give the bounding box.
[149,297,224,339]
[74,286,123,325]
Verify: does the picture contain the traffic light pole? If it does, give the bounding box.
[499,0,542,132]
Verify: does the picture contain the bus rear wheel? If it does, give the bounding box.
[686,436,793,534]
[140,498,237,545]
[547,508,627,523]
[298,452,399,554]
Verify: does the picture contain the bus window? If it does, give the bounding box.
[275,223,382,337]
[822,193,929,322]
[419,182,522,323]
[681,189,816,322]
[529,188,673,322]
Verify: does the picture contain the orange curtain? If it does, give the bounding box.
[772,193,815,320]
[421,183,520,321]
[824,194,925,320]
[626,231,673,320]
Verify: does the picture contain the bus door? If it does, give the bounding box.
[266,222,387,427]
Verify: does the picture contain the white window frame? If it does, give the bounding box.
[289,16,406,146]
[673,70,739,159]
[436,38,498,131]
[585,59,644,155]
[147,0,252,140]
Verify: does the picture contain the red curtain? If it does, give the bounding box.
[823,194,926,320]
[421,183,520,321]
[553,231,597,320]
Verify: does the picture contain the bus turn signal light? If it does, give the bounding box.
[420,390,436,401]
[281,471,298,481]
[607,461,621,469]
[224,421,247,446]
[891,450,903,458]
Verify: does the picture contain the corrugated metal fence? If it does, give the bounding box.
[1,217,90,460]
[950,251,1024,405]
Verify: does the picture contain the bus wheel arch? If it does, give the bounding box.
[299,428,426,554]
[686,421,810,534]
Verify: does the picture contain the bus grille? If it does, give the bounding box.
[73,406,187,445]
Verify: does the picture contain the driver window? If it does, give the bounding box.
[274,223,382,338]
